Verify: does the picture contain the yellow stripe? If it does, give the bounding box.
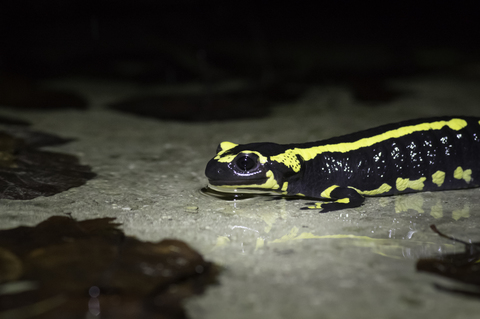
[320,185,339,199]
[218,141,237,152]
[293,118,467,161]
[352,183,392,196]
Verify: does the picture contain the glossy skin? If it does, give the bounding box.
[205,117,480,212]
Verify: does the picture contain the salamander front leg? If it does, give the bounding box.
[301,186,365,212]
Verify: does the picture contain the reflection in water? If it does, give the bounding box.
[394,194,472,221]
[231,225,259,233]
[213,225,458,260]
[430,200,443,219]
[452,205,470,220]
[395,194,424,214]
[417,225,480,298]
[255,238,265,251]
[213,236,231,249]
[204,186,476,260]
[88,286,101,316]
[200,186,263,200]
[203,185,474,222]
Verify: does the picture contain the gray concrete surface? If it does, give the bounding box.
[1,76,480,318]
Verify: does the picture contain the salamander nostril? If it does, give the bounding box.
[235,156,255,171]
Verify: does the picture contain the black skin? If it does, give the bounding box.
[207,116,480,211]
[302,187,365,212]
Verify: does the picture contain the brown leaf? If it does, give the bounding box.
[0,130,95,200]
[0,216,220,319]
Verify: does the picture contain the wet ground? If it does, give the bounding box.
[1,75,480,318]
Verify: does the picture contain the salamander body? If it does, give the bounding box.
[205,117,480,212]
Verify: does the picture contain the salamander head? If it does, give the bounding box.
[205,141,303,194]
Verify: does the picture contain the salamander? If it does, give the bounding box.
[205,117,480,212]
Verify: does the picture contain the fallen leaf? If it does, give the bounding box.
[0,216,220,319]
[0,129,95,200]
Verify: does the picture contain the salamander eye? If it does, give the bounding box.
[235,155,256,171]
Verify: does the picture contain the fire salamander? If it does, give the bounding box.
[205,116,480,212]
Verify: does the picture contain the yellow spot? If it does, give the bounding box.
[395,194,424,214]
[292,119,467,161]
[281,182,288,191]
[453,166,472,183]
[453,167,463,179]
[396,177,426,191]
[430,200,443,219]
[307,203,324,209]
[271,150,302,172]
[452,204,470,220]
[321,185,339,199]
[337,198,350,204]
[353,183,392,196]
[432,170,445,187]
[218,141,237,152]
[396,178,409,191]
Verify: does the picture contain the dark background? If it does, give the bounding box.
[1,1,479,117]
[2,1,479,78]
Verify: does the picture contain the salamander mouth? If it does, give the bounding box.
[208,178,268,186]
[206,184,280,195]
